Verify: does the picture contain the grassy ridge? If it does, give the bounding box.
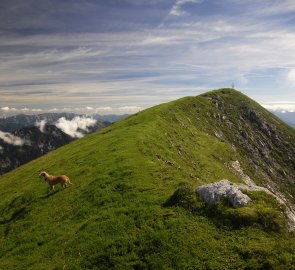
[0,89,295,269]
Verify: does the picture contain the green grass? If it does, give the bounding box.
[0,89,294,269]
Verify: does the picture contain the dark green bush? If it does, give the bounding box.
[164,185,197,210]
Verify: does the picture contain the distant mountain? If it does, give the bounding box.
[93,114,129,123]
[0,113,77,132]
[0,113,128,132]
[0,125,73,175]
[0,119,110,175]
[0,112,120,174]
[273,111,295,128]
[0,89,294,269]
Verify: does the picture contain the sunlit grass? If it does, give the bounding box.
[0,89,294,269]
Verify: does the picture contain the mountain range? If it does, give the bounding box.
[0,89,294,269]
[0,113,127,133]
[0,114,112,175]
[0,125,73,175]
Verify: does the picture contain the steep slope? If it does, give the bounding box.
[0,89,294,269]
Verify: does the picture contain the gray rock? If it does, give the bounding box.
[196,179,252,207]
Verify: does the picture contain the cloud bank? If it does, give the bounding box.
[0,105,142,117]
[55,116,97,138]
[262,103,295,113]
[0,131,27,146]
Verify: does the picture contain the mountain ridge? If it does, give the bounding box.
[0,88,294,269]
[0,113,128,132]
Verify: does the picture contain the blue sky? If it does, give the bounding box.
[1,0,295,115]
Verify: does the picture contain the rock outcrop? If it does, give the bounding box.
[196,179,251,208]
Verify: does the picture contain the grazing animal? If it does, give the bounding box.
[40,171,72,191]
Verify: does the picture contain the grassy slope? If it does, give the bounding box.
[0,89,294,269]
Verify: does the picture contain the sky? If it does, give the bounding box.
[1,0,295,116]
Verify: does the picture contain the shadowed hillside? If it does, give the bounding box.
[0,89,294,269]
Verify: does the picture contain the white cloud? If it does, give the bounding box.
[257,0,295,15]
[1,106,17,111]
[96,106,112,112]
[0,104,144,117]
[287,69,295,85]
[0,131,27,146]
[262,103,295,112]
[169,0,202,16]
[141,35,181,46]
[236,74,248,85]
[35,119,47,132]
[0,106,45,117]
[55,116,97,138]
[118,106,142,112]
[31,108,43,112]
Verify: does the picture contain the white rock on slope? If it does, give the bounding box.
[196,179,251,207]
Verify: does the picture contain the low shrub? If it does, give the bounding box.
[164,185,197,211]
